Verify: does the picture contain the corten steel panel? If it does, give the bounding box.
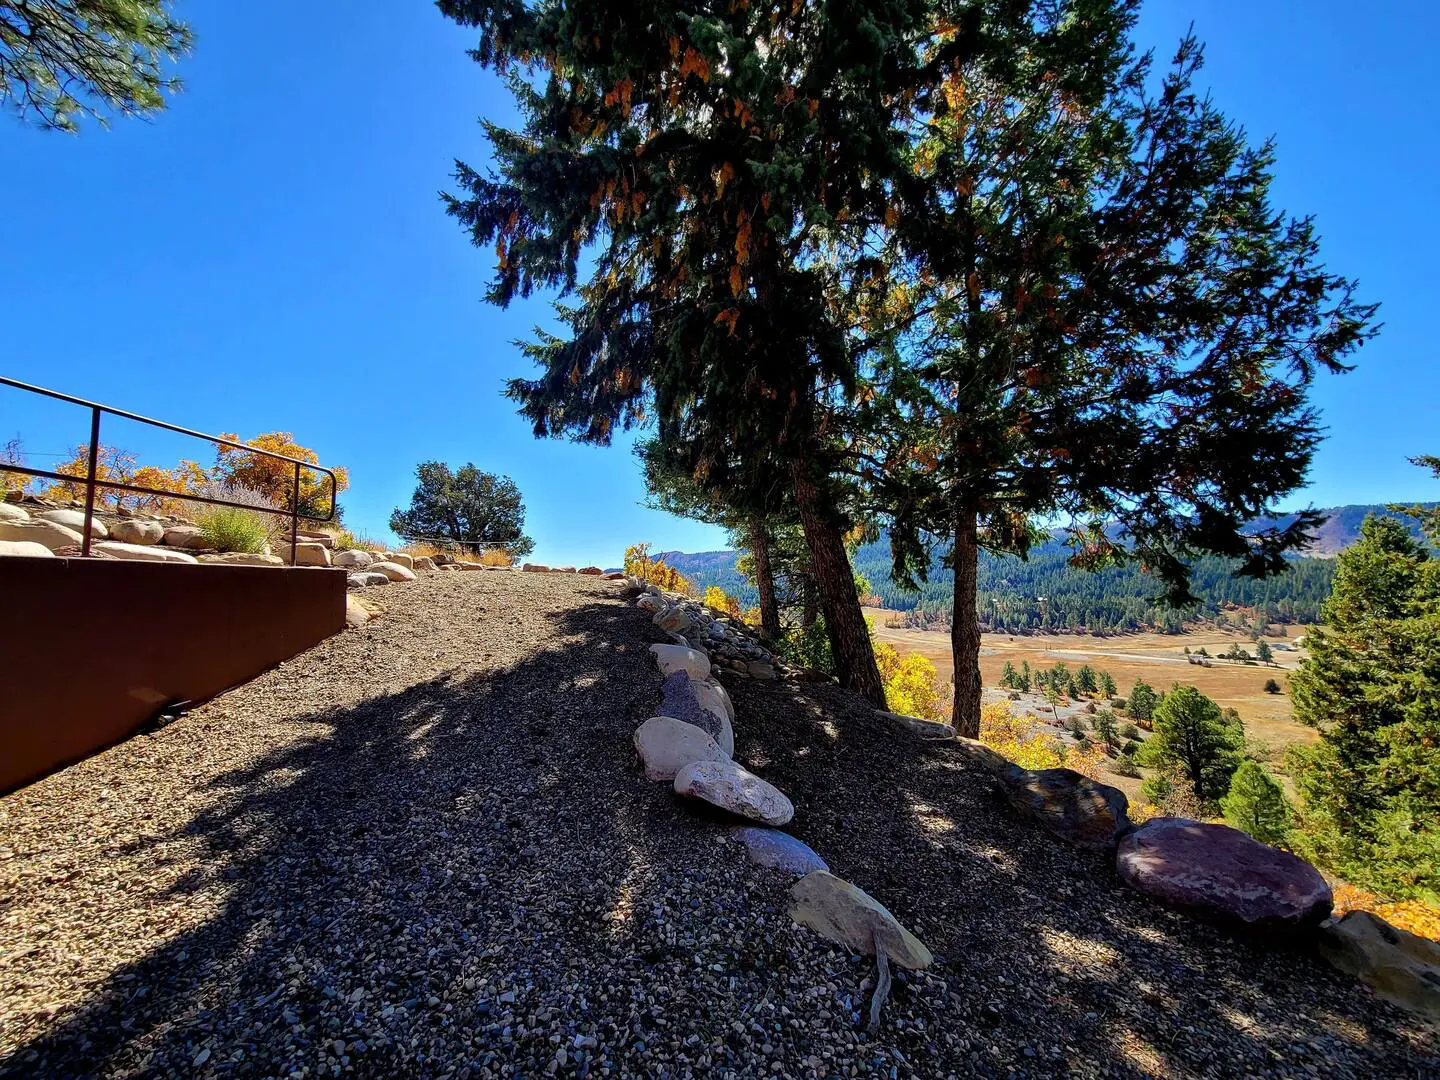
[0,556,346,793]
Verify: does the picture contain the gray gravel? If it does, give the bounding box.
[1,571,1435,1078]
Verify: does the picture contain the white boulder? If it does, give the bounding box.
[634,716,730,782]
[92,542,199,563]
[0,519,83,551]
[289,541,332,567]
[385,552,415,569]
[109,519,164,545]
[39,509,107,539]
[0,539,55,558]
[673,760,793,826]
[649,643,710,680]
[0,503,28,523]
[370,561,417,582]
[332,549,374,568]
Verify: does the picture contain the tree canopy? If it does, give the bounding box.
[1,1,191,131]
[389,461,535,559]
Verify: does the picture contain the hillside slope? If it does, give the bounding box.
[1,572,1433,1077]
[659,502,1436,631]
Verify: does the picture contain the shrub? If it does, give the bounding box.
[1119,722,1141,741]
[330,528,385,552]
[1110,756,1141,778]
[778,619,833,674]
[479,547,514,566]
[195,505,272,553]
[1263,677,1282,694]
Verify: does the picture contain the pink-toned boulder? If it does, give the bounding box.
[578,566,603,575]
[1116,817,1332,930]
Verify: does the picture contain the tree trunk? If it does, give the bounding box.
[790,462,886,707]
[800,578,819,628]
[950,506,982,738]
[749,518,782,642]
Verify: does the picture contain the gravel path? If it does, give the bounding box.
[1,573,1435,1078]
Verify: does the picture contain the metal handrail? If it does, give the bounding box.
[0,376,339,564]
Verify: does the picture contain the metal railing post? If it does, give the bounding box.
[290,462,301,566]
[81,408,101,558]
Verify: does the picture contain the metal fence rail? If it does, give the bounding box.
[0,376,339,565]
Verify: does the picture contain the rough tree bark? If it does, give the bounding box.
[748,518,782,642]
[950,507,982,738]
[790,462,886,707]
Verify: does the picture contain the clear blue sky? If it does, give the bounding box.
[2,1,1436,566]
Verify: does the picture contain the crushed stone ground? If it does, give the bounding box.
[1,572,1435,1078]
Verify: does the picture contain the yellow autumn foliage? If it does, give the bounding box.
[704,585,741,619]
[1332,882,1440,943]
[623,543,692,594]
[875,642,947,723]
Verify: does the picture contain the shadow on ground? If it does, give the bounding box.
[1,577,1435,1078]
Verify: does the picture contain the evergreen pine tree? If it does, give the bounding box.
[1221,760,1292,847]
[1127,679,1158,725]
[1098,670,1117,698]
[1000,660,1017,690]
[1136,684,1242,809]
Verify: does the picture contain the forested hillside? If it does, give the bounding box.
[656,504,1435,633]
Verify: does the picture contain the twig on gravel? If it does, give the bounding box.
[867,936,892,1035]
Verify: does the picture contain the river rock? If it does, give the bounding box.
[413,556,436,571]
[0,519,84,551]
[38,508,107,539]
[658,671,734,755]
[369,560,416,582]
[162,525,208,549]
[92,541,199,563]
[289,541,332,567]
[731,827,828,877]
[0,539,55,558]
[633,716,730,781]
[649,643,711,680]
[788,871,933,969]
[1317,910,1440,1021]
[654,605,695,634]
[383,552,414,569]
[1116,817,1333,930]
[109,519,164,545]
[0,503,28,523]
[999,765,1133,850]
[198,552,283,566]
[692,679,735,724]
[746,660,776,680]
[355,571,391,586]
[673,759,794,826]
[636,593,665,614]
[332,549,374,568]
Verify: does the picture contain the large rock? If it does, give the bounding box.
[345,594,372,628]
[788,871,933,970]
[386,552,415,569]
[162,525,209,549]
[369,560,417,582]
[0,503,28,523]
[1317,911,1440,1021]
[636,593,666,614]
[289,541,332,567]
[658,671,734,755]
[354,571,392,587]
[332,549,374,569]
[38,508,107,539]
[633,716,730,781]
[413,556,437,571]
[521,562,550,573]
[198,552,283,566]
[746,660,776,680]
[0,519,83,551]
[882,710,955,740]
[0,539,55,558]
[649,643,711,680]
[999,765,1133,850]
[1116,817,1333,930]
[578,566,603,575]
[674,759,794,826]
[654,605,695,634]
[691,679,735,724]
[731,827,829,877]
[92,541,199,564]
[109,519,164,545]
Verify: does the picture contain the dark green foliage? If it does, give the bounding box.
[1263,678,1282,695]
[1136,684,1242,808]
[1093,709,1118,750]
[1098,671,1117,698]
[1119,722,1141,741]
[1127,680,1158,724]
[1255,639,1274,664]
[1222,760,1292,847]
[389,462,534,558]
[1111,756,1141,779]
[999,660,1018,689]
[1,0,190,130]
[777,619,834,675]
[1289,508,1440,902]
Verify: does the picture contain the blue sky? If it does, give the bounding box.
[2,1,1436,566]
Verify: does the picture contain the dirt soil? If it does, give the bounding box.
[1,574,1434,1078]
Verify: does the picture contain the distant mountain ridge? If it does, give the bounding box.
[653,501,1437,631]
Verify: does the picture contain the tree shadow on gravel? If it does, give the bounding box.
[1,595,793,1079]
[725,675,1440,1079]
[3,586,1437,1080]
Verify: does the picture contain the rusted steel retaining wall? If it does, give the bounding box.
[0,556,345,792]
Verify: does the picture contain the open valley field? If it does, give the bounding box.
[865,609,1318,756]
